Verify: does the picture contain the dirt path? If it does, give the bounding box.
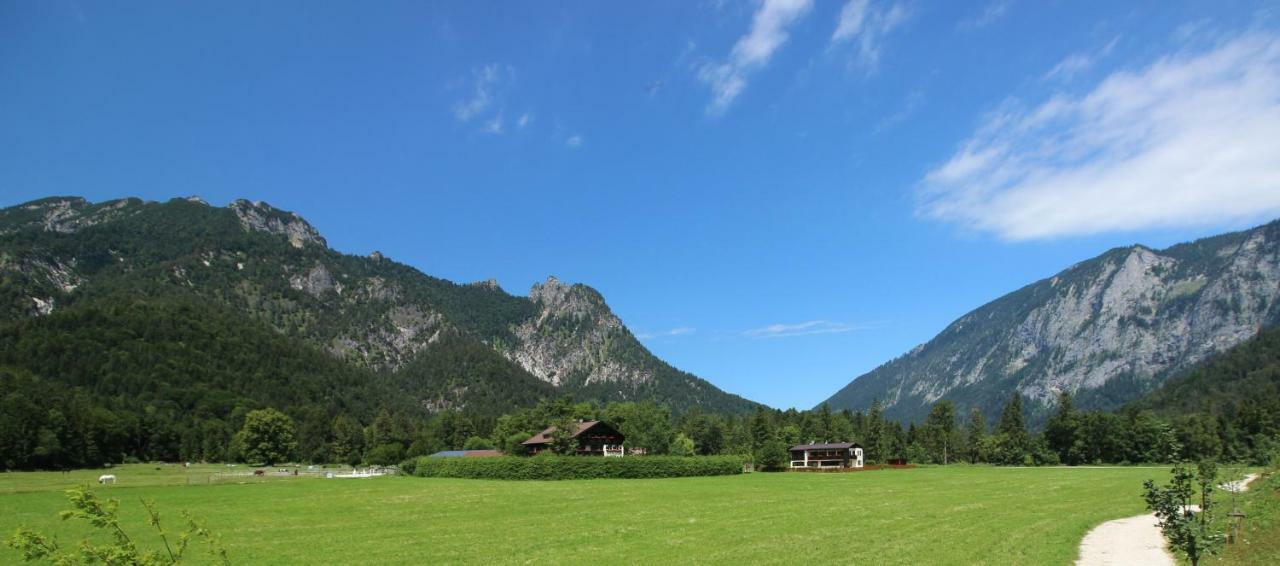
[1075,474,1259,566]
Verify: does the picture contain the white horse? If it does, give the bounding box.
[97,474,116,484]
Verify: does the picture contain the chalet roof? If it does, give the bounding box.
[789,442,862,451]
[522,420,615,445]
[429,450,503,458]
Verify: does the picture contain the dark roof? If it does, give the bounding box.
[789,442,862,451]
[463,450,502,458]
[522,420,618,445]
[430,450,467,458]
[429,450,504,458]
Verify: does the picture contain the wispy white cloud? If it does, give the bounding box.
[453,64,512,122]
[565,134,583,148]
[452,64,529,136]
[919,33,1280,241]
[743,320,864,339]
[957,0,1013,31]
[636,327,696,340]
[1043,54,1093,82]
[482,112,504,135]
[830,0,910,72]
[876,87,925,132]
[698,0,813,115]
[1043,37,1119,82]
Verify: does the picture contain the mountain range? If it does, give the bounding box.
[0,196,756,418]
[823,219,1280,424]
[4,195,1277,429]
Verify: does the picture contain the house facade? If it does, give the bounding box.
[789,442,864,469]
[522,420,627,456]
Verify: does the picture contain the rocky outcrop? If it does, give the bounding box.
[0,197,142,235]
[289,262,339,297]
[229,199,326,249]
[503,276,654,387]
[824,220,1280,423]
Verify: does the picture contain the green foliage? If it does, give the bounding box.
[754,438,788,471]
[603,402,674,455]
[1135,324,1280,465]
[922,400,958,464]
[547,415,580,455]
[410,455,745,480]
[964,408,987,463]
[1143,462,1224,565]
[235,408,297,466]
[365,443,406,466]
[328,416,365,466]
[4,486,228,565]
[670,433,695,457]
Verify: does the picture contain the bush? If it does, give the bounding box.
[398,457,417,476]
[410,455,746,480]
[5,486,229,564]
[365,443,406,466]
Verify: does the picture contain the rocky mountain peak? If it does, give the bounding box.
[824,218,1280,424]
[228,199,326,249]
[529,276,607,321]
[1,197,141,235]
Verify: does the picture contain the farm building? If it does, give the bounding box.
[428,450,503,458]
[789,442,864,469]
[522,420,626,456]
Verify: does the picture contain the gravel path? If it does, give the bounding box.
[1075,473,1259,566]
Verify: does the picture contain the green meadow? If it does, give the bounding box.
[0,465,1170,565]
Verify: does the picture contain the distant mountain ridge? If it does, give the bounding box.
[0,196,757,415]
[822,219,1280,424]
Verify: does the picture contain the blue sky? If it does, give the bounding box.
[4,1,1280,409]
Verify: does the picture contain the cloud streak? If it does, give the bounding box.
[830,0,910,72]
[698,0,813,115]
[919,33,1280,241]
[957,0,1013,31]
[743,320,864,339]
[636,327,696,340]
[453,64,512,123]
[1043,38,1119,82]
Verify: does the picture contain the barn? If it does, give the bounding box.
[522,420,626,456]
[789,442,864,469]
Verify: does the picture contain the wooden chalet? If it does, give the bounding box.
[789,442,864,469]
[522,420,626,456]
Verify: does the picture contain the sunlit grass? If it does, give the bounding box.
[0,466,1171,565]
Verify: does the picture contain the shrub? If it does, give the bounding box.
[398,457,417,476]
[410,455,746,480]
[6,486,229,564]
[365,443,406,466]
[1144,461,1224,566]
[754,439,788,472]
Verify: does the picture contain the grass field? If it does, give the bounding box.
[0,465,1176,565]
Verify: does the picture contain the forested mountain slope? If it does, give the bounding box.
[0,196,756,420]
[1134,323,1280,417]
[823,219,1280,424]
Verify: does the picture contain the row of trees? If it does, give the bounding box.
[6,364,1277,469]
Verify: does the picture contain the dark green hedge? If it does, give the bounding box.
[409,455,746,480]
